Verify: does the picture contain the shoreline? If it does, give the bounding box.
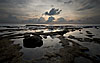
[0,26,100,63]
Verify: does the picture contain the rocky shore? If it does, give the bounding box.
[0,26,100,63]
[0,38,23,63]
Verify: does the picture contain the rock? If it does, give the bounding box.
[24,34,30,38]
[86,31,92,34]
[84,38,93,42]
[95,26,99,29]
[23,35,43,48]
[68,35,75,39]
[83,26,93,28]
[56,31,67,36]
[43,35,47,39]
[75,38,83,42]
[80,32,83,34]
[80,47,89,52]
[36,35,42,39]
[0,39,23,63]
[86,35,95,38]
[79,29,81,31]
[71,29,75,31]
[96,55,100,58]
[93,38,100,43]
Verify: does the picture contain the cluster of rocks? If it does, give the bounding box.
[0,38,23,63]
[58,36,100,63]
[68,35,100,44]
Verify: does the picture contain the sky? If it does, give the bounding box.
[0,0,100,24]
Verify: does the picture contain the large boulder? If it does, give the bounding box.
[23,35,43,48]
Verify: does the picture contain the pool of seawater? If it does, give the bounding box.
[10,28,100,63]
[64,28,100,63]
[12,35,63,60]
[64,28,100,54]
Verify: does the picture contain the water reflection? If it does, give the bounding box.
[11,27,100,63]
[64,28,100,56]
[12,35,62,60]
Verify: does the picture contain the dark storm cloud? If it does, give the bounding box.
[77,0,100,11]
[44,8,62,16]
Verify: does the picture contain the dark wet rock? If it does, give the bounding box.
[43,35,47,39]
[80,32,83,34]
[74,56,93,63]
[58,36,69,46]
[86,31,92,34]
[86,35,95,38]
[93,38,100,43]
[24,34,30,38]
[83,26,93,28]
[56,30,68,36]
[0,39,23,63]
[94,26,99,29]
[36,35,42,39]
[59,47,76,63]
[44,52,57,58]
[71,29,75,31]
[43,52,61,63]
[79,29,81,31]
[75,38,83,42]
[92,56,100,62]
[68,35,75,39]
[58,36,100,63]
[23,35,43,48]
[79,29,83,34]
[35,31,44,34]
[80,47,89,52]
[84,38,93,42]
[59,41,62,43]
[96,55,100,58]
[43,45,54,48]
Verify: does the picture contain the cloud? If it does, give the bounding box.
[47,16,55,22]
[77,0,100,11]
[83,15,100,24]
[38,17,45,22]
[26,18,39,23]
[57,0,72,4]
[0,0,11,3]
[64,1,73,4]
[0,0,100,24]
[44,8,62,16]
[57,17,67,22]
[0,14,20,23]
[77,5,95,11]
[0,0,29,4]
